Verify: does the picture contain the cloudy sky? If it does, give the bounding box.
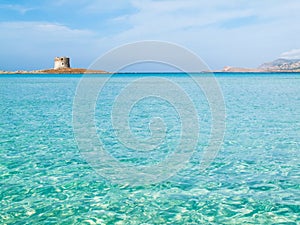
[0,0,300,71]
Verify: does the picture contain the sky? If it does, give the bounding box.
[0,0,300,71]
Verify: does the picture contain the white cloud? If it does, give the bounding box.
[51,0,131,14]
[107,0,300,68]
[116,0,253,36]
[0,21,95,43]
[117,0,300,37]
[0,4,35,14]
[82,0,131,13]
[280,49,300,59]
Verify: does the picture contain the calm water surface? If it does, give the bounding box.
[0,73,299,224]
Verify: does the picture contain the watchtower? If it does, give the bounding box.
[54,57,70,69]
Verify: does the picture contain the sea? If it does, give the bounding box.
[0,73,299,224]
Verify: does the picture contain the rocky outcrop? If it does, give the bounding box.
[259,58,300,71]
[222,58,300,72]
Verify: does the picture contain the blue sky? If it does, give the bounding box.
[0,0,300,71]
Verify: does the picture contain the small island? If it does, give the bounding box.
[0,56,108,74]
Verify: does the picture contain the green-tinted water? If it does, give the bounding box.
[0,74,299,224]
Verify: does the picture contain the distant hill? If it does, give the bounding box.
[259,58,300,71]
[222,58,300,72]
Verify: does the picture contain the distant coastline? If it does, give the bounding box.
[218,58,300,73]
[1,57,300,74]
[1,68,299,74]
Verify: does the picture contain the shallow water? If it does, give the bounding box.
[0,73,299,224]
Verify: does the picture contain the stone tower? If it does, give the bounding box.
[54,57,70,69]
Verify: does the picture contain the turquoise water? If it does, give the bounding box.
[0,73,299,224]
